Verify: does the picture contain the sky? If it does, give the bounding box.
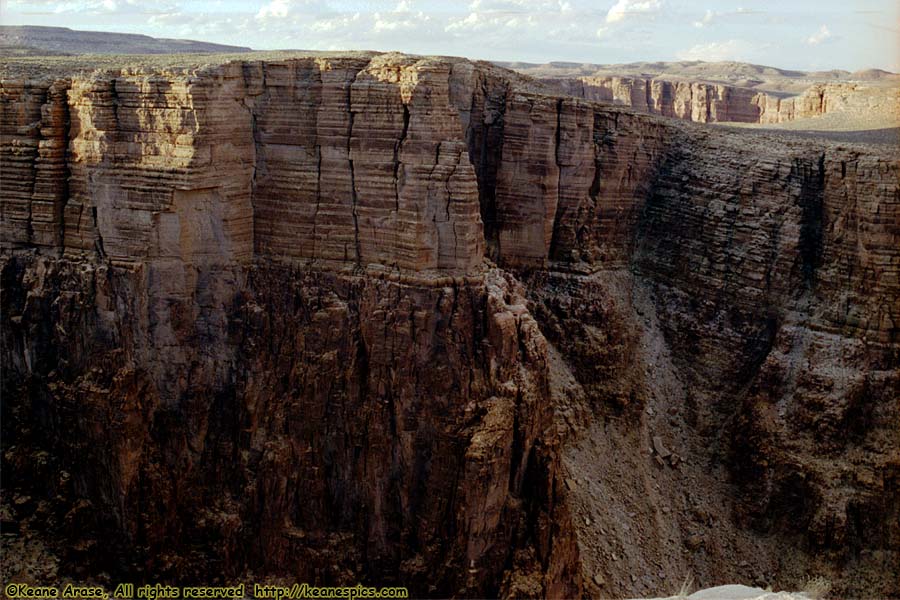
[2,0,899,72]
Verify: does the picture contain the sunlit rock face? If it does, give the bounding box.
[539,75,900,129]
[1,53,897,599]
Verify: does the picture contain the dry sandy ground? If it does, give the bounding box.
[712,82,899,145]
[716,112,899,146]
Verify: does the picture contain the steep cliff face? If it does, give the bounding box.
[0,79,69,250]
[628,135,899,597]
[544,76,764,123]
[755,82,900,124]
[1,54,898,598]
[541,75,900,126]
[0,255,578,597]
[460,69,898,596]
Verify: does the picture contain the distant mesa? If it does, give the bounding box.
[498,59,899,91]
[0,25,252,55]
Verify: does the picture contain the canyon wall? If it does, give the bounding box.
[544,76,763,123]
[542,75,900,125]
[2,55,898,598]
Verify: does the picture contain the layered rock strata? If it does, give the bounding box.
[2,54,898,598]
[542,75,900,125]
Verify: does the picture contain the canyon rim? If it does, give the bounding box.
[1,23,899,600]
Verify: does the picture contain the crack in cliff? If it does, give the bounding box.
[443,148,461,222]
[20,89,46,247]
[446,149,464,264]
[763,200,789,296]
[393,104,410,215]
[92,205,106,258]
[548,98,565,262]
[59,85,71,256]
[461,76,508,262]
[796,152,827,287]
[347,78,362,266]
[507,312,532,495]
[578,113,605,258]
[644,79,652,114]
[313,144,322,257]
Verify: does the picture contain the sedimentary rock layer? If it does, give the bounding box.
[1,54,898,598]
[541,75,900,125]
[3,57,484,272]
[0,255,578,597]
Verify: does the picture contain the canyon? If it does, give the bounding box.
[535,75,900,126]
[504,60,900,130]
[1,52,898,599]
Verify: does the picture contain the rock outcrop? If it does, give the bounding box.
[755,82,900,124]
[2,53,898,598]
[541,75,900,126]
[544,76,763,123]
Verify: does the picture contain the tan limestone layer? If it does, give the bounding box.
[541,75,900,127]
[0,79,69,251]
[2,57,485,272]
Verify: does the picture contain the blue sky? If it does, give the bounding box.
[2,0,898,71]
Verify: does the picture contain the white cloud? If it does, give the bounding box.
[676,39,751,61]
[693,9,713,28]
[807,25,832,45]
[445,11,481,33]
[256,0,290,20]
[306,12,361,34]
[446,11,531,33]
[464,0,574,15]
[446,0,593,46]
[605,0,661,24]
[13,0,151,14]
[373,10,426,32]
[3,0,889,71]
[693,7,761,28]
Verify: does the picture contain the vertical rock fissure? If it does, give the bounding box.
[428,141,442,188]
[507,314,530,494]
[393,104,410,215]
[347,84,361,265]
[24,88,46,246]
[443,148,461,222]
[462,78,508,262]
[797,152,827,286]
[705,87,712,122]
[581,114,604,256]
[313,144,322,255]
[444,149,464,263]
[548,98,565,262]
[92,206,106,258]
[110,76,121,139]
[763,208,788,296]
[57,82,72,256]
[644,79,652,114]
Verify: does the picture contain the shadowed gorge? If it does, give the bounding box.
[1,53,898,599]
